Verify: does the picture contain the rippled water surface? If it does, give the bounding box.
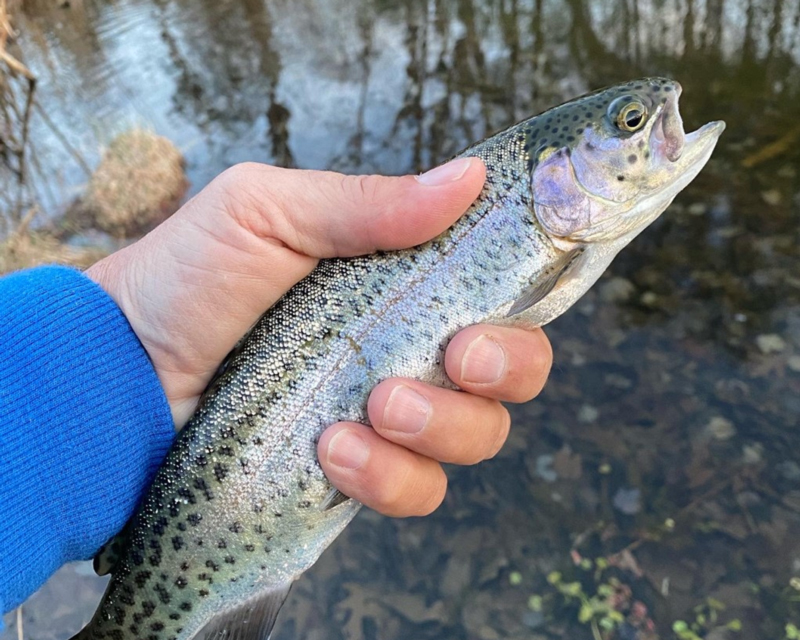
[3,0,800,638]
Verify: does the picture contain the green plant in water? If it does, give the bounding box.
[671,598,741,639]
[536,569,625,640]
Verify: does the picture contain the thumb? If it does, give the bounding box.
[87,158,486,426]
[203,157,486,257]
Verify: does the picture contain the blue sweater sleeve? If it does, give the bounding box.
[0,266,176,616]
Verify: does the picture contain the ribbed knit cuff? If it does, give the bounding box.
[0,266,175,614]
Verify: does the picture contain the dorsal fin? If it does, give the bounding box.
[93,531,128,576]
[195,582,293,640]
[506,246,584,317]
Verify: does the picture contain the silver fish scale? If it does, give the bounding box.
[79,122,569,640]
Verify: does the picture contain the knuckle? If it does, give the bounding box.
[486,407,511,459]
[368,473,407,514]
[339,174,384,207]
[417,472,447,516]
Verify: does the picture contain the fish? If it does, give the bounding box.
[71,78,724,640]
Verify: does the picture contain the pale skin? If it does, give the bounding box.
[86,156,553,519]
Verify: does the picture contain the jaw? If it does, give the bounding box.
[566,118,726,246]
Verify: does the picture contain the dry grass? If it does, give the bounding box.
[0,208,107,274]
[72,128,187,238]
[0,226,107,274]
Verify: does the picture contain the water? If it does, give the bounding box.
[3,0,800,638]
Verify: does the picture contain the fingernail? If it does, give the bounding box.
[461,335,506,384]
[327,429,370,470]
[383,385,431,434]
[415,157,473,186]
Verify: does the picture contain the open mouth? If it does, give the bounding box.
[650,84,725,166]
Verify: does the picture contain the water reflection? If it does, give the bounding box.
[3,0,800,638]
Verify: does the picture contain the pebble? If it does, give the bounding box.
[688,202,707,216]
[706,416,736,440]
[777,460,800,481]
[613,487,642,515]
[600,277,636,303]
[756,333,786,354]
[743,444,764,465]
[761,189,782,206]
[535,455,557,483]
[640,291,659,307]
[578,404,599,423]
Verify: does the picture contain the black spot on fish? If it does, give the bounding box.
[172,536,184,551]
[187,513,202,527]
[628,154,638,164]
[180,601,193,612]
[586,142,595,151]
[131,551,144,566]
[617,175,625,181]
[169,613,181,620]
[151,622,165,632]
[175,576,188,589]
[229,522,244,534]
[180,561,190,571]
[142,601,156,617]
[245,544,255,552]
[225,555,236,564]
[128,625,139,636]
[198,572,213,583]
[148,553,161,567]
[152,516,168,536]
[177,487,196,504]
[134,571,151,588]
[218,539,227,549]
[177,522,187,532]
[194,454,207,467]
[213,462,229,482]
[154,583,171,605]
[218,445,234,457]
[114,606,126,625]
[664,85,673,91]
[206,559,220,572]
[199,589,210,598]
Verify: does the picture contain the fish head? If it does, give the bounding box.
[528,77,725,246]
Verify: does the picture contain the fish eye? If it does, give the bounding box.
[614,101,648,132]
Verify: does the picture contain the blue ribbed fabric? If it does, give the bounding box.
[0,266,175,617]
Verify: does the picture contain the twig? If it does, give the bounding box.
[741,124,800,168]
[33,101,92,177]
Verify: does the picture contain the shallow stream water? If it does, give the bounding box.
[3,0,800,638]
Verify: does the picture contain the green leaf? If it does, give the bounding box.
[547,571,562,585]
[527,595,543,612]
[726,618,742,632]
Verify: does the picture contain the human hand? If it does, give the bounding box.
[86,158,552,517]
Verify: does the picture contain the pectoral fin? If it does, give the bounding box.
[506,247,584,317]
[320,487,352,511]
[195,582,292,640]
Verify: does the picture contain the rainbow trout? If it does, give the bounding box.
[72,78,723,640]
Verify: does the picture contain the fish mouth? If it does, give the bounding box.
[650,83,725,168]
